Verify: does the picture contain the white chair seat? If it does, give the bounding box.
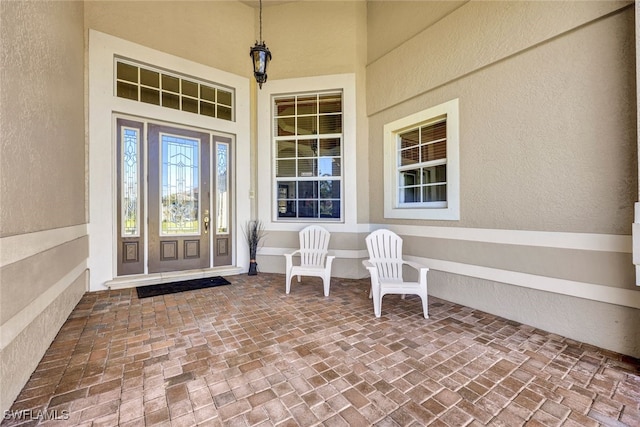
[284,226,335,297]
[362,230,429,318]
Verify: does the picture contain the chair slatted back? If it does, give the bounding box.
[299,225,330,267]
[365,229,404,280]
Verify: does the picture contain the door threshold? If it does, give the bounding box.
[106,266,243,290]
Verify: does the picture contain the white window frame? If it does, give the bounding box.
[257,74,357,232]
[384,98,460,220]
[114,58,235,122]
[272,91,344,222]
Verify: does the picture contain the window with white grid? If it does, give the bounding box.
[273,92,343,221]
[115,59,234,121]
[384,99,460,220]
[397,119,448,207]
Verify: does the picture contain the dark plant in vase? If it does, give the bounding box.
[244,219,265,275]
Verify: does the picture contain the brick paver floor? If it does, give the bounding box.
[3,273,639,426]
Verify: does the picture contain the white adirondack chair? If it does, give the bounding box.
[284,225,335,296]
[362,229,429,318]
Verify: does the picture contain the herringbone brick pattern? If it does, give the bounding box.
[3,273,639,426]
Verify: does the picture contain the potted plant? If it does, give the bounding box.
[244,219,265,275]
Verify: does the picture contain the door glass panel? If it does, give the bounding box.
[216,142,229,234]
[122,127,140,236]
[161,134,200,235]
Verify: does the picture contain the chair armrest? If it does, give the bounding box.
[404,260,429,272]
[284,250,301,270]
[325,255,336,268]
[404,260,428,285]
[283,250,301,260]
[362,260,379,277]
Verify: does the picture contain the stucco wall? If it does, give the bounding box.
[84,0,254,79]
[366,0,466,63]
[0,0,87,413]
[262,1,366,79]
[366,1,639,357]
[1,1,86,235]
[370,3,637,233]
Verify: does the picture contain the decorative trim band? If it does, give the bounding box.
[0,224,88,266]
[407,255,640,310]
[0,261,87,351]
[374,224,631,253]
[257,224,630,253]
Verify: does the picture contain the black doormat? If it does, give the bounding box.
[136,276,231,299]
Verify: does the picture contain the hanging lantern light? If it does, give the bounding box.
[250,0,272,89]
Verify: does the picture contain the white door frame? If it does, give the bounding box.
[88,29,250,291]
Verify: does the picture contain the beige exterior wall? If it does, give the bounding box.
[1,1,86,234]
[84,0,254,79]
[366,1,639,357]
[0,0,87,412]
[263,1,366,79]
[366,0,466,63]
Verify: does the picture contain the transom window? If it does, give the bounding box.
[115,59,234,121]
[274,92,343,220]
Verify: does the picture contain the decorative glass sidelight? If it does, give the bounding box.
[122,127,139,236]
[161,134,200,235]
[216,142,229,234]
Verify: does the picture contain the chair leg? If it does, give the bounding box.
[421,295,429,319]
[372,286,382,318]
[322,275,330,297]
[285,272,292,294]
